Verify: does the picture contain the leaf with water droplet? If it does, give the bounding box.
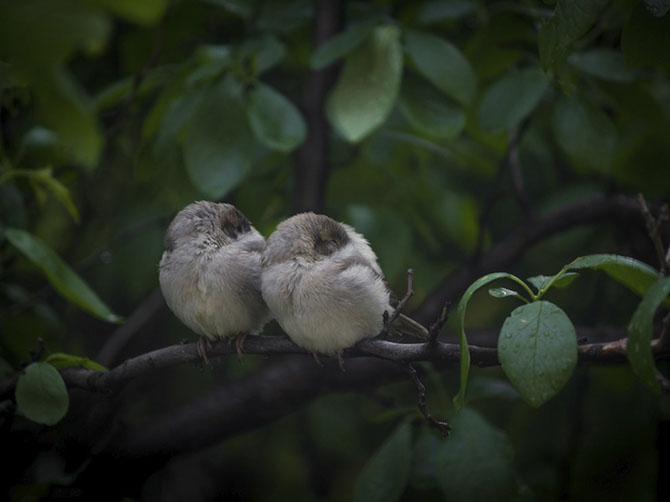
[488,287,528,303]
[567,254,661,299]
[627,277,670,393]
[498,301,577,407]
[455,272,531,409]
[527,272,580,292]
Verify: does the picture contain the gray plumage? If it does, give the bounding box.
[159,201,270,343]
[261,212,427,355]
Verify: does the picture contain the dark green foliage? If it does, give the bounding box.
[1,0,669,500]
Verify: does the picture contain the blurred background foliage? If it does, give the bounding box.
[1,0,670,500]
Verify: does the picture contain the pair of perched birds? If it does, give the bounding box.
[159,201,426,364]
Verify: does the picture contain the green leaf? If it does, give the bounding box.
[627,277,670,393]
[538,0,610,71]
[404,30,476,106]
[30,68,103,170]
[477,67,547,134]
[416,1,477,23]
[488,287,528,303]
[0,167,79,223]
[15,362,69,426]
[621,3,670,70]
[93,0,167,25]
[327,25,403,142]
[498,301,578,407]
[310,21,376,69]
[152,88,206,155]
[246,83,306,152]
[568,49,635,83]
[553,95,617,173]
[0,1,111,65]
[45,353,107,372]
[527,272,579,292]
[182,80,255,198]
[566,254,660,299]
[239,34,287,75]
[435,408,514,501]
[204,0,252,18]
[354,422,412,502]
[399,74,465,139]
[3,228,121,323]
[455,273,535,409]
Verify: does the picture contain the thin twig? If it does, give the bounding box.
[637,193,668,275]
[403,362,450,436]
[385,269,415,330]
[428,302,450,344]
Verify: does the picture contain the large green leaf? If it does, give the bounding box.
[403,30,476,106]
[552,95,617,173]
[310,21,376,69]
[3,229,121,323]
[246,83,306,152]
[566,254,660,299]
[454,273,535,409]
[399,74,465,139]
[327,25,403,142]
[627,277,670,393]
[15,362,69,426]
[354,422,412,502]
[30,68,102,170]
[568,49,635,83]
[538,0,610,70]
[0,0,111,66]
[477,67,547,134]
[498,301,578,407]
[182,80,255,198]
[435,408,514,501]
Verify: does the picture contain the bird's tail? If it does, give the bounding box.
[387,313,429,340]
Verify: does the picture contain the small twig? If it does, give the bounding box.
[28,337,46,363]
[385,269,415,330]
[403,362,450,437]
[428,302,450,344]
[637,193,668,275]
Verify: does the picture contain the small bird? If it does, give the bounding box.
[159,201,271,362]
[261,212,427,366]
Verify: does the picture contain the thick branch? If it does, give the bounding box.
[293,0,342,213]
[1,323,662,401]
[107,330,668,458]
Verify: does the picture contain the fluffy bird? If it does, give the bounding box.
[261,212,427,363]
[159,201,270,361]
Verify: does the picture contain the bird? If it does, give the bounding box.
[159,201,271,362]
[260,212,428,367]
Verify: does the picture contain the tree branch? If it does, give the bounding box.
[98,328,668,458]
[413,194,642,324]
[293,0,342,213]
